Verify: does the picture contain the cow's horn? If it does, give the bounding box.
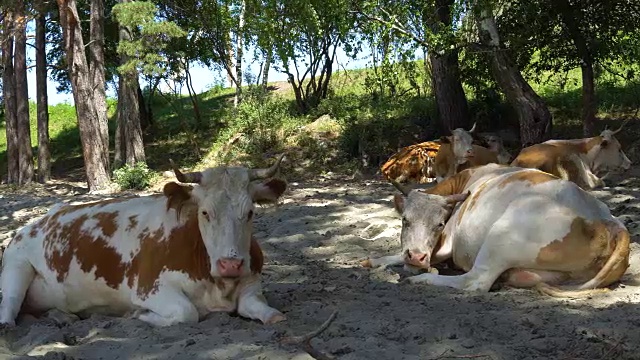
[390,179,411,196]
[248,153,286,180]
[612,119,631,135]
[169,159,202,184]
[468,122,477,133]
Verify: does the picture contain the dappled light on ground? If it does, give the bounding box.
[1,168,640,359]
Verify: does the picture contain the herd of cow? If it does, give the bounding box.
[0,120,635,330]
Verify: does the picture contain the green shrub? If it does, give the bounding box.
[113,162,154,190]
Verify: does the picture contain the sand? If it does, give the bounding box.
[1,169,640,360]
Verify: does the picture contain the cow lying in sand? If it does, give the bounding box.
[0,155,288,327]
[363,163,630,297]
[433,124,500,182]
[380,141,441,184]
[511,121,632,190]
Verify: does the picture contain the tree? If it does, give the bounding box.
[113,0,146,168]
[498,0,640,137]
[356,0,471,130]
[425,0,471,130]
[474,4,552,145]
[36,0,51,183]
[14,0,34,185]
[56,0,111,191]
[1,9,19,184]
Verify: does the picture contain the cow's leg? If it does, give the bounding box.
[133,288,199,327]
[361,254,404,268]
[0,260,35,325]
[404,245,507,292]
[237,278,285,324]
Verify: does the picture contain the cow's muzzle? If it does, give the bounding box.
[217,257,245,278]
[405,250,430,269]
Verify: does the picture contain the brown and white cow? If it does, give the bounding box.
[511,122,632,190]
[380,141,441,184]
[364,163,630,297]
[0,155,288,327]
[477,132,513,165]
[433,124,501,183]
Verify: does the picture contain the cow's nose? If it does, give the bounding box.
[466,149,475,157]
[217,258,245,277]
[405,250,429,269]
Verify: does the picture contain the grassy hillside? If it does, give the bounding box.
[1,63,639,186]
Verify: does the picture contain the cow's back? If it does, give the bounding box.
[449,167,618,251]
[3,196,174,314]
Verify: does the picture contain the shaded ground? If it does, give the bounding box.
[1,168,640,360]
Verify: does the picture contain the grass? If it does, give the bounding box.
[1,61,639,186]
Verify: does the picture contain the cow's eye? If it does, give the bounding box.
[438,222,445,228]
[247,210,254,221]
[201,210,208,217]
[402,218,410,227]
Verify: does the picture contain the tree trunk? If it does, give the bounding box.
[89,0,110,172]
[261,48,271,87]
[234,0,245,107]
[477,9,552,146]
[36,0,51,183]
[114,0,146,168]
[137,85,151,130]
[429,52,470,131]
[2,11,19,184]
[581,60,596,137]
[57,0,111,191]
[426,0,470,131]
[15,0,34,185]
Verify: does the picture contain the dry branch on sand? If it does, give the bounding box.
[280,310,338,360]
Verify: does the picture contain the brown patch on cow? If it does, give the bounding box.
[498,170,556,189]
[43,214,127,288]
[13,233,24,244]
[454,180,491,225]
[163,182,195,220]
[422,168,473,197]
[126,215,138,232]
[29,227,38,238]
[535,217,613,274]
[127,217,213,299]
[584,136,603,153]
[94,212,118,237]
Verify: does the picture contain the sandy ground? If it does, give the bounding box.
[1,168,640,360]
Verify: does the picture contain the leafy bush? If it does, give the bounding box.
[113,162,154,190]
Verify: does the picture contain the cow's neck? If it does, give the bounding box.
[555,136,602,167]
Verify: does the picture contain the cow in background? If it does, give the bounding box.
[511,121,632,190]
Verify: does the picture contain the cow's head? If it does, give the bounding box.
[441,123,477,165]
[391,181,469,270]
[590,121,632,174]
[164,154,287,278]
[479,133,512,164]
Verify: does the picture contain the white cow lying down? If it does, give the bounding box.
[0,155,288,327]
[364,163,630,297]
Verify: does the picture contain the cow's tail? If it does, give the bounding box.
[535,227,630,299]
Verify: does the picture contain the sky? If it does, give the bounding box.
[24,35,380,106]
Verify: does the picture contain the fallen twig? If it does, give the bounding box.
[430,349,493,360]
[281,310,338,360]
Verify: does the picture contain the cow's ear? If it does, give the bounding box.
[250,178,287,204]
[393,193,405,213]
[163,182,194,219]
[440,136,451,144]
[601,139,609,148]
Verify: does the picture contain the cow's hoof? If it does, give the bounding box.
[265,312,286,325]
[360,258,372,268]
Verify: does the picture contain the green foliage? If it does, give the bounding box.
[112,162,155,190]
[112,1,186,77]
